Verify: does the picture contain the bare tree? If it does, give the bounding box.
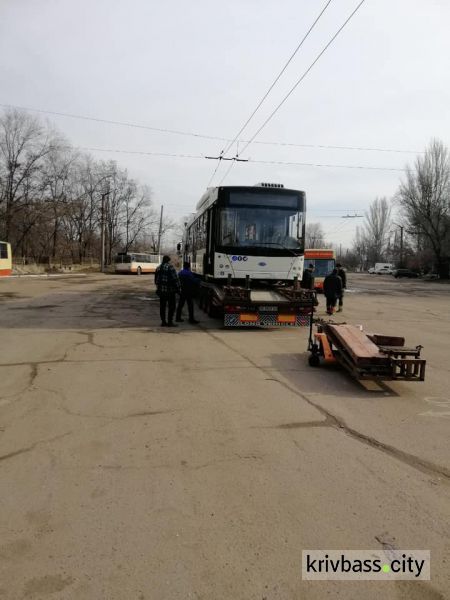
[41,145,77,259]
[123,183,154,252]
[352,225,368,270]
[396,139,450,277]
[0,108,59,245]
[0,107,158,265]
[305,222,326,248]
[145,213,176,253]
[102,162,124,263]
[361,197,392,265]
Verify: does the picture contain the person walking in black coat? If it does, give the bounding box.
[323,269,342,315]
[336,262,347,312]
[301,263,315,290]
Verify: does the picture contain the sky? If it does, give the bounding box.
[1,0,449,248]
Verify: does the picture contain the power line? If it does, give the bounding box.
[249,158,407,172]
[238,0,368,157]
[78,144,408,172]
[221,0,333,158]
[77,146,205,160]
[0,102,227,141]
[70,143,410,172]
[308,214,359,218]
[253,140,424,154]
[0,102,425,155]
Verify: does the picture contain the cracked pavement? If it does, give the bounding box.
[0,273,449,599]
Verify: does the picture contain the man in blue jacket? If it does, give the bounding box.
[176,262,200,324]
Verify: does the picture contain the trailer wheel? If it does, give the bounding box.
[207,295,215,318]
[309,354,320,367]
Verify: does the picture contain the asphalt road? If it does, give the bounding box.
[0,273,449,600]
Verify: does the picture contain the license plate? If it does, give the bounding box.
[240,313,258,323]
[258,306,277,312]
[277,314,296,324]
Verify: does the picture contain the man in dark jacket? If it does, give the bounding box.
[336,263,347,312]
[323,268,342,315]
[176,262,200,324]
[301,263,315,290]
[155,255,180,327]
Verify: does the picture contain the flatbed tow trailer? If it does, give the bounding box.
[307,320,426,381]
[199,276,315,327]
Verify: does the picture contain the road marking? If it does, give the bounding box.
[419,397,450,418]
[419,411,450,418]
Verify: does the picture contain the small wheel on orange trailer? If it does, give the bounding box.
[311,343,320,355]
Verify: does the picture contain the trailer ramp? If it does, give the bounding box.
[309,322,426,381]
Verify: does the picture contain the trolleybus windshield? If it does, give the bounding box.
[308,258,335,277]
[219,192,303,251]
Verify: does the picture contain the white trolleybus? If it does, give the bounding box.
[183,183,314,327]
[0,241,12,276]
[114,252,161,275]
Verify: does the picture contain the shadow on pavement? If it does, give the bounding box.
[269,351,400,399]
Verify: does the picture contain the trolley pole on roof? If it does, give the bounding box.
[157,205,164,255]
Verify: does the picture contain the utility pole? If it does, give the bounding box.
[157,205,164,255]
[100,192,110,273]
[399,225,404,267]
